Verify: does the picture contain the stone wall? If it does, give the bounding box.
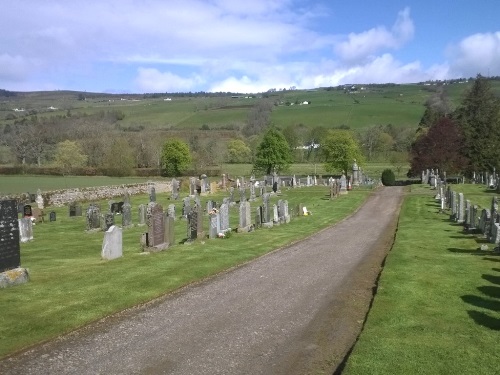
[2,182,172,207]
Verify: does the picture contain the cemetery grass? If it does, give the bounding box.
[0,186,372,358]
[343,185,499,374]
[0,175,156,195]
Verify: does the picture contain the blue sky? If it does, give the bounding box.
[1,0,500,93]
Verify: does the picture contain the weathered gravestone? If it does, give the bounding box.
[219,202,230,234]
[171,178,180,200]
[340,174,348,195]
[36,189,44,209]
[278,199,291,224]
[255,207,262,229]
[49,211,56,222]
[478,209,491,237]
[18,218,33,243]
[261,193,273,228]
[164,215,175,247]
[186,206,199,243]
[0,200,29,288]
[103,212,115,231]
[122,202,132,228]
[149,186,156,202]
[101,225,123,260]
[69,203,82,217]
[86,204,101,231]
[138,204,146,226]
[209,211,221,239]
[272,204,279,225]
[182,197,191,218]
[145,203,167,250]
[31,207,44,223]
[167,204,176,220]
[238,201,252,232]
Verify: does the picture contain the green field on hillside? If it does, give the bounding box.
[3,81,499,131]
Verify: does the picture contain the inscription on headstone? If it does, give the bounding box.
[0,200,21,272]
[147,203,165,248]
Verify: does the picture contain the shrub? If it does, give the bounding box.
[381,169,396,186]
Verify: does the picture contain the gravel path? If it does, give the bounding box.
[1,186,404,375]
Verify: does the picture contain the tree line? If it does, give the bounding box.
[409,74,500,177]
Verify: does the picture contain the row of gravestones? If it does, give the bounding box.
[445,186,500,250]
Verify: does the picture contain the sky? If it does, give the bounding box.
[1,0,500,94]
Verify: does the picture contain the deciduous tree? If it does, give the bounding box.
[322,130,364,174]
[253,128,293,175]
[161,139,191,176]
[409,117,468,176]
[54,140,87,175]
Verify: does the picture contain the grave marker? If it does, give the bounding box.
[0,200,21,272]
[101,226,123,260]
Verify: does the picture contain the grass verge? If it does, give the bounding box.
[343,186,499,374]
[0,186,372,358]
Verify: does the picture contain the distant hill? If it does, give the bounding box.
[2,80,500,131]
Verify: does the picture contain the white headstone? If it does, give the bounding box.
[101,225,123,260]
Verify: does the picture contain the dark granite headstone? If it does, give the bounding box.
[29,193,36,203]
[110,202,124,214]
[23,205,32,217]
[0,200,21,272]
[104,213,115,231]
[49,211,56,222]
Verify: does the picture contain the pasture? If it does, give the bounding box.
[4,81,500,131]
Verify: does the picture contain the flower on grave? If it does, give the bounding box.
[217,232,225,238]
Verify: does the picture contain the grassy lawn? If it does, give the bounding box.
[0,176,158,195]
[0,185,373,358]
[343,184,499,374]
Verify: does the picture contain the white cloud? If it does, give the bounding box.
[335,7,414,62]
[447,32,500,77]
[134,68,205,92]
[0,54,37,82]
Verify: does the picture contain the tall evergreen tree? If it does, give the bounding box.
[454,74,500,173]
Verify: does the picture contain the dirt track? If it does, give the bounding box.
[0,186,404,375]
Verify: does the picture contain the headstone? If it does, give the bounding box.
[149,186,156,202]
[164,215,175,247]
[479,209,491,236]
[69,203,77,217]
[229,187,235,204]
[238,201,252,232]
[75,205,82,217]
[190,177,197,196]
[103,212,115,231]
[0,200,21,272]
[340,174,347,194]
[249,183,256,201]
[219,203,230,233]
[101,226,123,260]
[171,178,179,200]
[138,204,147,226]
[272,181,278,193]
[23,205,32,217]
[209,211,221,239]
[86,204,101,231]
[146,203,166,249]
[167,204,176,220]
[239,188,246,203]
[272,204,279,225]
[49,211,56,222]
[261,193,273,228]
[122,202,132,228]
[182,197,191,218]
[187,208,199,242]
[110,202,124,215]
[278,199,290,224]
[36,189,44,209]
[255,207,262,228]
[18,218,33,243]
[196,203,204,239]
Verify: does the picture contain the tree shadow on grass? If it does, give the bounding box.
[448,248,492,255]
[482,274,500,285]
[477,285,500,299]
[461,294,500,312]
[492,268,500,272]
[483,257,500,262]
[467,310,500,330]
